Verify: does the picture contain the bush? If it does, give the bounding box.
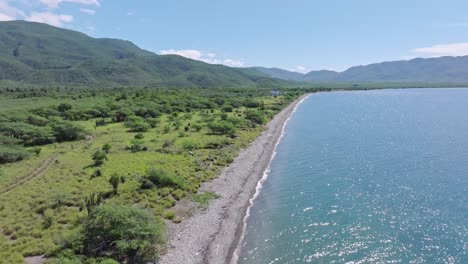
[43,208,54,229]
[109,173,121,194]
[125,116,150,132]
[83,204,162,263]
[142,168,185,189]
[92,150,107,166]
[134,133,145,139]
[163,210,175,220]
[0,145,30,164]
[192,124,203,132]
[129,138,145,152]
[91,169,102,178]
[181,140,199,151]
[245,110,266,125]
[57,103,72,112]
[207,121,236,135]
[51,121,84,142]
[32,146,42,156]
[102,144,111,154]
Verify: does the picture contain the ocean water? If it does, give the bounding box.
[237,88,468,264]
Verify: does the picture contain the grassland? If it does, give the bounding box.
[0,87,305,263]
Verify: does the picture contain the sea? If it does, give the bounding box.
[237,88,468,264]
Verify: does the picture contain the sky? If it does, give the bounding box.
[1,0,468,73]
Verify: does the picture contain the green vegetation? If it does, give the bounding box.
[0,21,294,89]
[0,87,308,263]
[192,192,220,210]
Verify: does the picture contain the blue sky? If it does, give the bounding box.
[2,0,468,72]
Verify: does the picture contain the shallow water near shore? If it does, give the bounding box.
[238,88,468,263]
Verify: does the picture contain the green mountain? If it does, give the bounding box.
[253,56,468,83]
[0,20,289,88]
[252,67,305,81]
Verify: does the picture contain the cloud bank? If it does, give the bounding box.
[412,42,468,57]
[160,49,245,67]
[0,0,99,27]
[289,65,310,74]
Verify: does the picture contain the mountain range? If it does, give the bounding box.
[253,55,468,83]
[0,20,290,88]
[1,20,468,88]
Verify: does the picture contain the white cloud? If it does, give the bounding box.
[411,42,468,57]
[26,11,73,27]
[160,49,203,60]
[0,0,25,20]
[222,59,244,67]
[159,49,245,67]
[0,12,13,20]
[40,0,100,9]
[290,65,310,74]
[79,8,95,15]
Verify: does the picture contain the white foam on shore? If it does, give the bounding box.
[231,94,312,264]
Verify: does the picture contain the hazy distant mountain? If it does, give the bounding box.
[254,56,468,83]
[252,67,305,81]
[0,20,290,88]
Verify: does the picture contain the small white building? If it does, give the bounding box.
[270,90,281,96]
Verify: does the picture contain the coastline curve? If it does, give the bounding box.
[158,94,311,264]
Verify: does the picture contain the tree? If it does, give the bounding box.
[109,173,121,194]
[83,204,162,263]
[51,121,83,142]
[92,150,107,166]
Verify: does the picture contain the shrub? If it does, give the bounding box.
[222,105,233,112]
[51,121,84,142]
[0,145,30,164]
[92,150,107,166]
[162,139,173,148]
[83,204,162,263]
[181,140,199,151]
[125,116,150,132]
[32,146,42,156]
[57,103,72,112]
[134,133,145,139]
[142,168,185,189]
[43,208,54,229]
[207,121,236,135]
[245,110,266,125]
[163,210,175,220]
[102,144,111,154]
[91,169,102,178]
[109,173,121,194]
[129,138,145,152]
[146,118,160,128]
[192,124,203,132]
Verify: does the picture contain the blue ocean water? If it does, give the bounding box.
[238,88,468,264]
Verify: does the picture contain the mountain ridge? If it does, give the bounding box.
[0,20,291,88]
[251,55,468,83]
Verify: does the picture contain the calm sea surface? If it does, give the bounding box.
[238,88,468,264]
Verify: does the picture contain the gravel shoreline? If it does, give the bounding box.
[158,94,310,264]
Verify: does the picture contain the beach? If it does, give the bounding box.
[158,94,310,264]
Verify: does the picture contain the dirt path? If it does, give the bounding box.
[0,152,59,195]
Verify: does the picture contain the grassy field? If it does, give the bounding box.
[0,88,305,263]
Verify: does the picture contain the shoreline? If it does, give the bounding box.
[158,94,311,264]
